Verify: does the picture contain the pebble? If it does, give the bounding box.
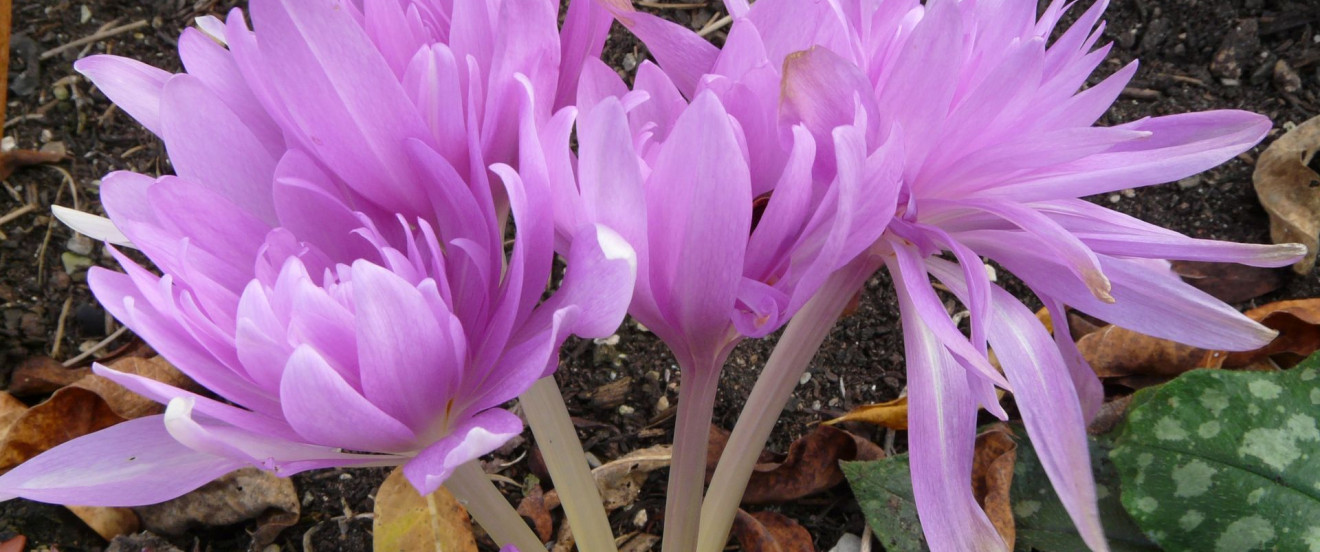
[829,533,863,552]
[799,372,812,385]
[655,394,669,411]
[633,508,648,528]
[1176,175,1203,189]
[66,234,93,256]
[1274,59,1303,95]
[618,404,635,415]
[61,251,94,280]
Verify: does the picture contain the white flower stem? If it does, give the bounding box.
[661,358,723,552]
[695,257,880,552]
[445,460,544,552]
[520,376,619,552]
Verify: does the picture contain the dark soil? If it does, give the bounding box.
[1,0,1317,550]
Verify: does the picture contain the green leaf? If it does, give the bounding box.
[842,456,928,552]
[1111,360,1320,551]
[1012,431,1158,552]
[842,428,1156,552]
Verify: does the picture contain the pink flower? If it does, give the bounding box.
[602,0,1304,550]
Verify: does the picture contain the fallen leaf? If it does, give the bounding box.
[0,386,125,471]
[1255,113,1320,274]
[619,533,660,552]
[731,510,814,552]
[1077,325,1207,380]
[7,356,91,396]
[66,505,140,541]
[1203,298,1320,369]
[824,396,908,430]
[1170,260,1284,303]
[516,484,555,542]
[591,445,672,511]
[0,391,26,442]
[971,425,1017,550]
[1086,395,1134,436]
[742,425,884,505]
[0,535,25,552]
[135,467,299,549]
[374,466,478,552]
[706,424,780,482]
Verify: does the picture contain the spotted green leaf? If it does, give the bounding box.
[1111,361,1320,551]
[1012,431,1158,552]
[843,426,1155,552]
[842,455,928,552]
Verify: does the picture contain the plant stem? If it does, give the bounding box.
[445,460,544,552]
[695,257,881,552]
[661,358,724,552]
[520,376,619,552]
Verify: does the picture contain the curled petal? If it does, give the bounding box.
[403,408,523,495]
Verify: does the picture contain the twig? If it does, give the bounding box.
[860,524,873,552]
[62,325,130,367]
[0,203,35,226]
[51,295,73,358]
[35,215,54,285]
[40,20,148,60]
[697,13,733,37]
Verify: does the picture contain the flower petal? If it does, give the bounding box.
[0,416,243,507]
[280,345,417,453]
[51,206,132,247]
[74,55,170,136]
[403,408,523,495]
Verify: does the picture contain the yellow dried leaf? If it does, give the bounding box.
[824,396,908,430]
[373,466,478,552]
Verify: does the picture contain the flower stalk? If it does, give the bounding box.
[697,256,881,552]
[444,460,545,552]
[520,375,619,552]
[662,357,725,552]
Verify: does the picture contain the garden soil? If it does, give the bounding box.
[0,0,1317,550]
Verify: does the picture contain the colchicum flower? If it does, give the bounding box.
[1,0,634,507]
[532,54,899,550]
[605,0,1305,550]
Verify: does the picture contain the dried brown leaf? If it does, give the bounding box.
[731,510,813,552]
[1254,114,1320,274]
[971,425,1017,550]
[8,356,90,396]
[1077,324,1208,380]
[593,445,672,511]
[0,391,27,442]
[66,505,140,541]
[742,425,884,505]
[619,533,660,552]
[373,466,478,552]
[0,386,125,472]
[516,485,555,542]
[0,535,25,552]
[135,467,299,549]
[1203,298,1320,369]
[1170,260,1285,303]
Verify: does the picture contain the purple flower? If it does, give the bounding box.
[603,0,1304,550]
[6,0,635,506]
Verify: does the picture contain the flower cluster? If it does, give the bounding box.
[2,0,1304,551]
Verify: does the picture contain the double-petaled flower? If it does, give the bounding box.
[604,0,1305,550]
[1,0,634,506]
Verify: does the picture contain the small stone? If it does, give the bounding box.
[80,5,92,23]
[622,53,638,72]
[1176,175,1202,189]
[61,251,94,280]
[828,533,863,552]
[811,400,822,411]
[1274,59,1303,95]
[66,233,93,256]
[1,136,16,152]
[799,372,812,385]
[52,84,69,100]
[1108,193,1121,203]
[655,394,669,411]
[39,141,65,157]
[39,129,52,143]
[262,545,280,552]
[19,312,44,339]
[618,404,635,415]
[632,508,648,528]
